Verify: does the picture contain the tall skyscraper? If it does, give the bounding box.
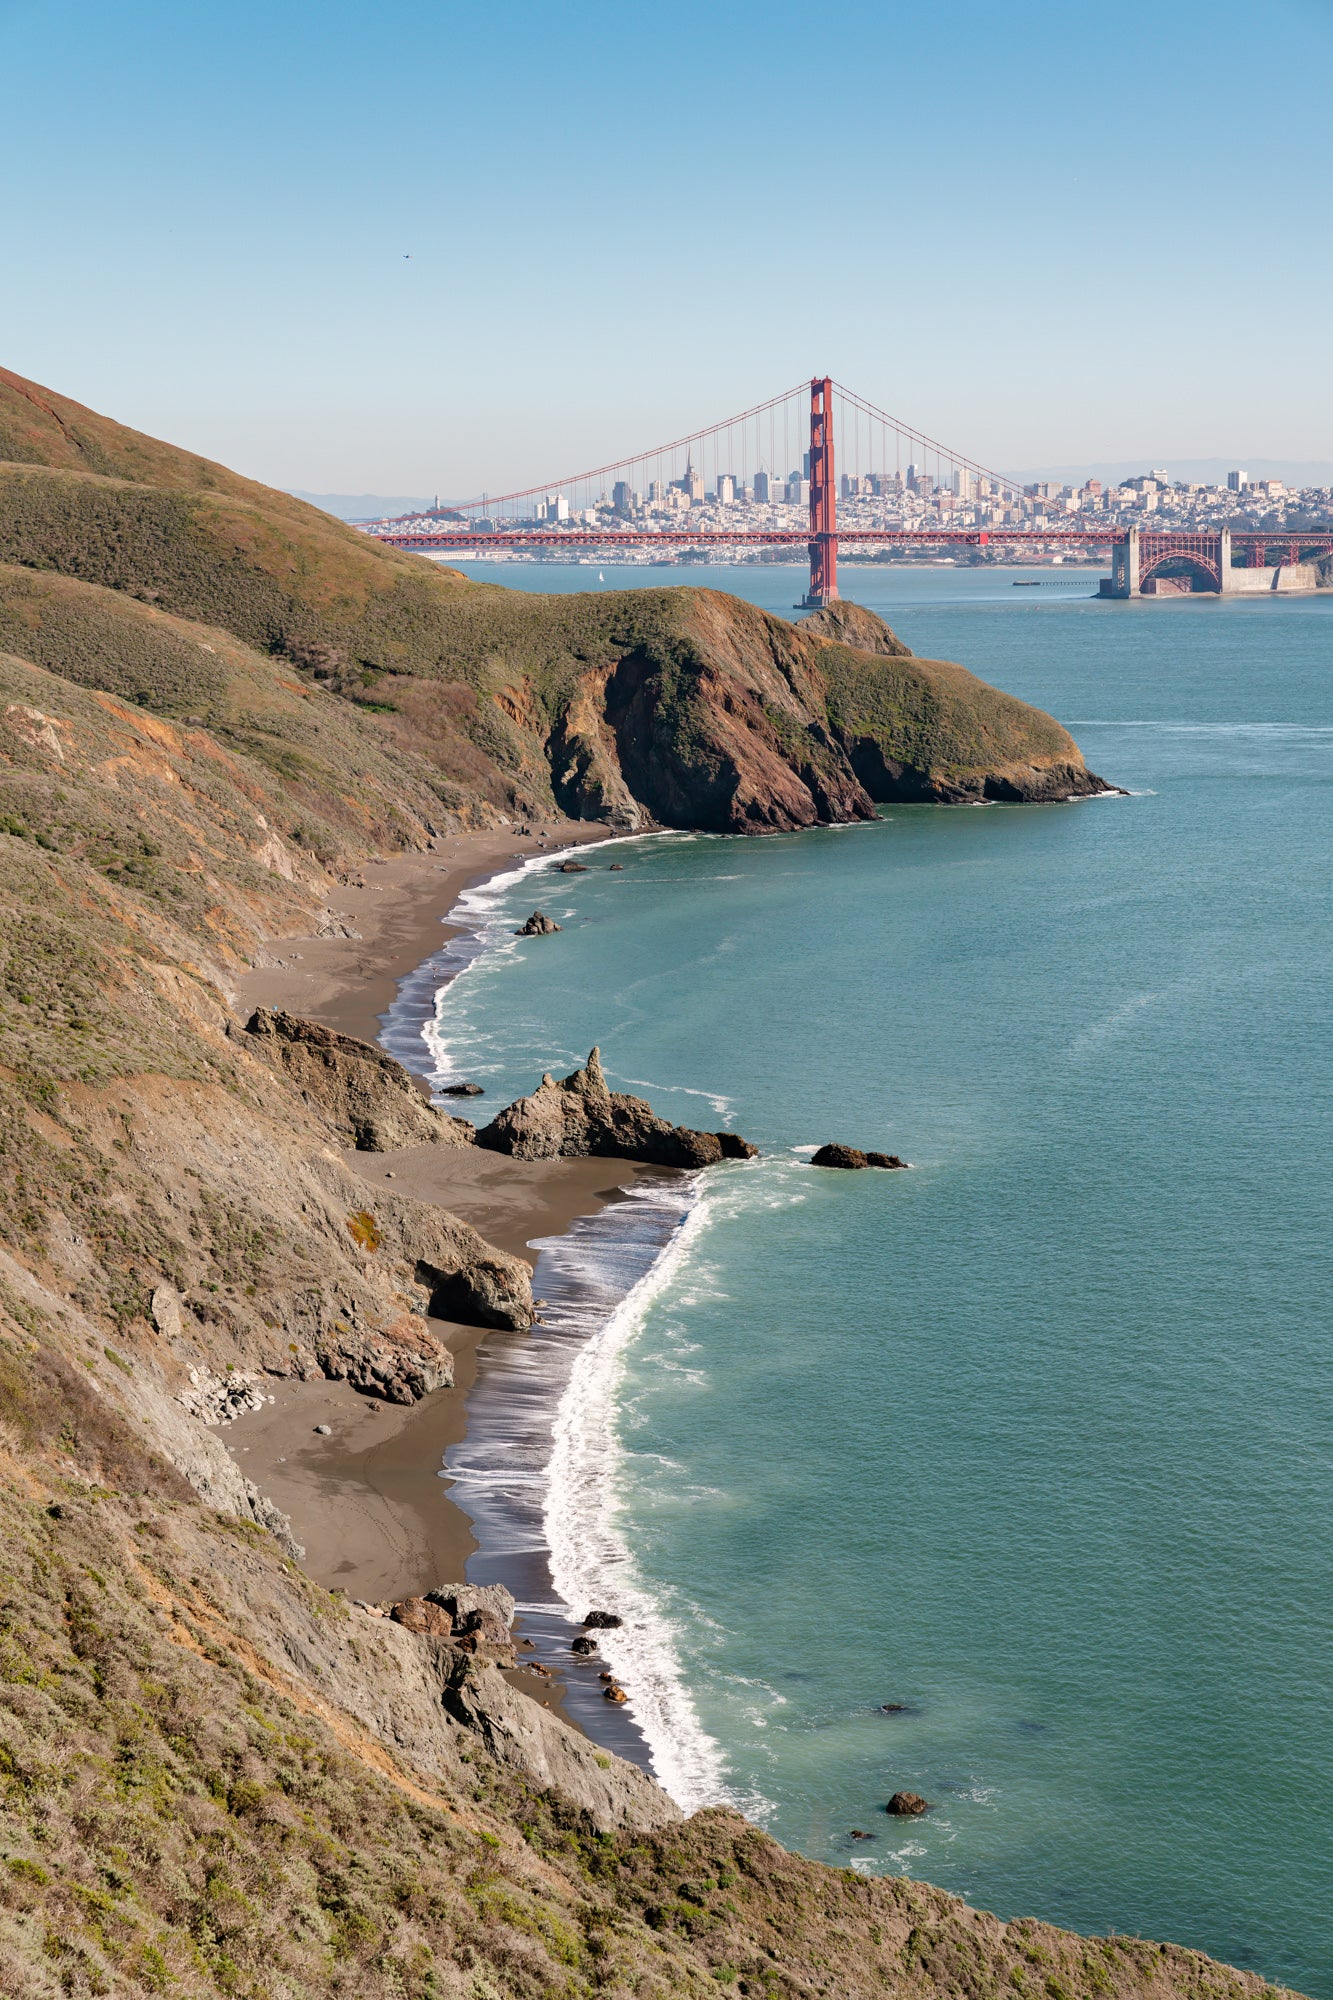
[1227,469,1248,492]
[612,480,633,516]
[753,470,773,503]
[716,473,736,505]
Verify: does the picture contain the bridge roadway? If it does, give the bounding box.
[368,523,1333,598]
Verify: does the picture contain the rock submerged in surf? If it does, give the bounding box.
[583,1609,623,1630]
[515,910,561,936]
[886,1791,931,1816]
[811,1144,908,1170]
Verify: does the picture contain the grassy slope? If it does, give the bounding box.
[0,370,1098,814]
[0,1382,1286,2000]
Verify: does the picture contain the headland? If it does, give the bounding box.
[0,361,1298,1998]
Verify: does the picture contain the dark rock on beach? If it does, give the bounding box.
[886,1791,931,1817]
[515,909,562,935]
[571,1634,598,1656]
[477,1048,758,1169]
[811,1144,907,1170]
[441,1081,485,1097]
[425,1583,516,1630]
[387,1587,517,1664]
[557,859,589,872]
[583,1609,624,1630]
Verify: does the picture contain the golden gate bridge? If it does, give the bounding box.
[361,378,1333,603]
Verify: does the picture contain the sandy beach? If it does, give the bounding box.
[228,818,661,1737]
[232,818,612,1047]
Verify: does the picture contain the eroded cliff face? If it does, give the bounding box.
[570,590,1109,830]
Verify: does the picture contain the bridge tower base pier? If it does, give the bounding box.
[1105,528,1141,597]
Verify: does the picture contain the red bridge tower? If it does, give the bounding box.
[802,376,838,607]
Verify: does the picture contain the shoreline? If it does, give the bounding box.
[230,818,671,1762]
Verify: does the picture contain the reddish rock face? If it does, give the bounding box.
[551,590,1109,835]
[389,1597,455,1637]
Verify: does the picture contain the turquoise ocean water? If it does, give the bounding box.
[418,563,1333,1993]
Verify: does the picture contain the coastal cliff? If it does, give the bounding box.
[0,367,1109,836]
[0,368,1277,2000]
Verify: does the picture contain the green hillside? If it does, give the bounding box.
[0,369,1108,826]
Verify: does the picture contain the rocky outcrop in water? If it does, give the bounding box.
[811,1144,909,1170]
[477,1046,757,1167]
[244,1006,473,1151]
[515,909,561,935]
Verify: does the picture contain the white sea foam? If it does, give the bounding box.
[1068,720,1333,734]
[614,1073,736,1120]
[400,828,743,1806]
[542,1182,735,1813]
[420,831,663,1084]
[1068,987,1165,1057]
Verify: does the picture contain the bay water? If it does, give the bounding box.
[422,564,1333,1993]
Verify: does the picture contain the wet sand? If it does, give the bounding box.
[234,1152,669,1603]
[227,818,654,1740]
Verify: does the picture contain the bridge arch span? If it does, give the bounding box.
[1139,551,1221,593]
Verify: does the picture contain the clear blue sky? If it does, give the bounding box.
[3,0,1330,494]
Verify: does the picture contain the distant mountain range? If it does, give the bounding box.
[289,491,434,520]
[1008,459,1333,489]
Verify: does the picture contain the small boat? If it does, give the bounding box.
[598,571,605,582]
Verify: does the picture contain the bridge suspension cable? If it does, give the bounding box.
[831,381,1025,500]
[426,381,811,520]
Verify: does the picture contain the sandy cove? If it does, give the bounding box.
[226,818,665,1740]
